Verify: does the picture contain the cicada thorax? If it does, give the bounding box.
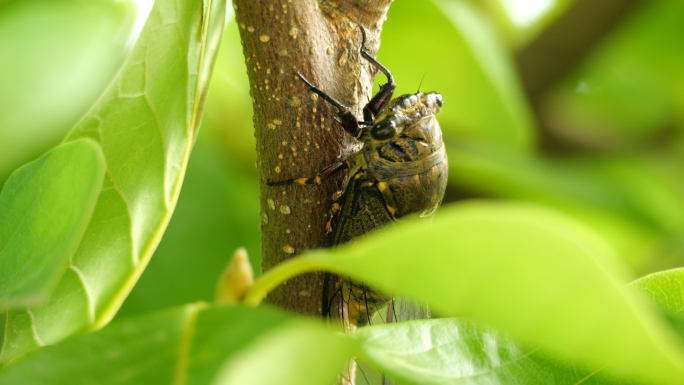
[363,91,448,220]
[334,91,448,327]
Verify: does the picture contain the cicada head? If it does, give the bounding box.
[364,92,444,163]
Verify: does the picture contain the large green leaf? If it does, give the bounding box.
[0,0,226,364]
[0,0,134,182]
[379,0,535,151]
[302,201,684,384]
[355,318,637,385]
[0,139,105,309]
[0,305,357,385]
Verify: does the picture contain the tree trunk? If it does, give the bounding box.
[232,0,392,322]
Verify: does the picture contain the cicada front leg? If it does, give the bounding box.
[267,160,348,187]
[359,26,396,123]
[296,74,363,138]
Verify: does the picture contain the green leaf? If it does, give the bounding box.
[355,318,638,385]
[629,269,684,317]
[0,0,226,364]
[117,136,261,318]
[0,0,133,181]
[207,319,356,385]
[307,201,684,384]
[0,139,105,309]
[0,305,357,385]
[379,0,535,151]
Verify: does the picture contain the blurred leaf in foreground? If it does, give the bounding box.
[0,305,356,385]
[302,201,684,384]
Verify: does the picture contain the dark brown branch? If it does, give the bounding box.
[233,0,392,318]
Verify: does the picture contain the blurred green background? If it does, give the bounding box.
[2,0,683,319]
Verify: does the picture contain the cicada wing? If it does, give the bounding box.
[387,297,431,324]
[328,171,431,384]
[325,171,395,326]
[377,298,431,385]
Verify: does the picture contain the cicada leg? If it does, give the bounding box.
[267,160,348,186]
[296,74,363,138]
[359,26,396,122]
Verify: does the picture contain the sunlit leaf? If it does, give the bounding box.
[0,305,357,385]
[0,0,227,364]
[306,201,684,384]
[0,139,105,309]
[379,0,536,151]
[0,0,134,181]
[355,318,638,385]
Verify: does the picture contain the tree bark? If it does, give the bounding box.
[233,0,392,319]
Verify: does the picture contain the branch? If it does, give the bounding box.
[233,0,392,317]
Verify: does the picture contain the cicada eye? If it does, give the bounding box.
[370,120,396,140]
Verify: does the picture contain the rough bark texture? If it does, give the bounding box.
[233,0,392,319]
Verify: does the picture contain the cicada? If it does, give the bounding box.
[270,26,447,328]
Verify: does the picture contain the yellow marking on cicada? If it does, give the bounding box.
[386,205,397,216]
[314,176,322,185]
[294,178,307,185]
[377,181,388,192]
